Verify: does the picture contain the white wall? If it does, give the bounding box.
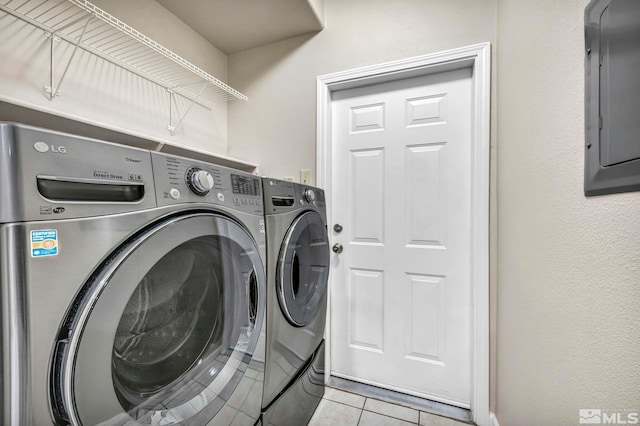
[496,0,640,424]
[227,0,498,180]
[0,0,229,155]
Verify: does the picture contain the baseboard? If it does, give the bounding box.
[489,412,500,426]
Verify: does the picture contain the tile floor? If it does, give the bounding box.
[308,387,473,426]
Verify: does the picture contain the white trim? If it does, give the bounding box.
[490,412,500,426]
[316,42,491,426]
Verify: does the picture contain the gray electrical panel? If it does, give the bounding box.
[585,0,640,196]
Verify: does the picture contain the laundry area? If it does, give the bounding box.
[1,1,639,426]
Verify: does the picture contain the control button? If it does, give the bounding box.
[217,193,225,202]
[169,188,181,200]
[186,167,214,196]
[303,189,316,203]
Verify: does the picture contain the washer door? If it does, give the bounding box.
[51,212,265,425]
[276,211,330,327]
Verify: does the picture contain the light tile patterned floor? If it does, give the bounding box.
[308,387,473,426]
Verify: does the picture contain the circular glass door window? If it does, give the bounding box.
[112,235,247,412]
[277,211,330,327]
[51,213,265,426]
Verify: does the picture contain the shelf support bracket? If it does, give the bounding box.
[167,89,177,135]
[44,16,93,100]
[166,84,208,135]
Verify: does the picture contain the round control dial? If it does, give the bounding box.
[303,188,316,203]
[186,167,214,195]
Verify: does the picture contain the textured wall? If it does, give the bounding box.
[227,0,497,179]
[496,0,640,424]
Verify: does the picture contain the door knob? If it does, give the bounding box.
[332,243,343,254]
[333,224,343,233]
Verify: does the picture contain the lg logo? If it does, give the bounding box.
[34,141,67,154]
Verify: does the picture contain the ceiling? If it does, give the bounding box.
[156,0,324,55]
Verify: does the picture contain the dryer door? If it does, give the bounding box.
[51,212,265,426]
[277,211,330,327]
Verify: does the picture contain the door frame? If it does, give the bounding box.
[316,42,491,426]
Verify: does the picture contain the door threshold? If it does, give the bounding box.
[328,376,473,424]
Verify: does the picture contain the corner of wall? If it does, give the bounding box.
[307,0,325,29]
[490,412,500,426]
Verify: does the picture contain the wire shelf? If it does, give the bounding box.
[0,0,248,108]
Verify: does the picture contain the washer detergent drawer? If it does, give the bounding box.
[0,122,156,223]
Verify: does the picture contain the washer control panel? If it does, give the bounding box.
[151,152,262,215]
[0,122,156,223]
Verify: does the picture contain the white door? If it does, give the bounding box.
[330,67,473,408]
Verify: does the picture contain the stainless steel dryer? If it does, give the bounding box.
[0,122,266,425]
[261,178,330,426]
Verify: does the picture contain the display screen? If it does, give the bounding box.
[231,174,259,196]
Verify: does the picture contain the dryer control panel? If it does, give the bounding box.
[151,152,263,216]
[262,178,326,220]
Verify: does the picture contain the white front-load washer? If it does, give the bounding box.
[0,122,266,425]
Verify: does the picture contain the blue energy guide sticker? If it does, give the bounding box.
[31,229,59,257]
